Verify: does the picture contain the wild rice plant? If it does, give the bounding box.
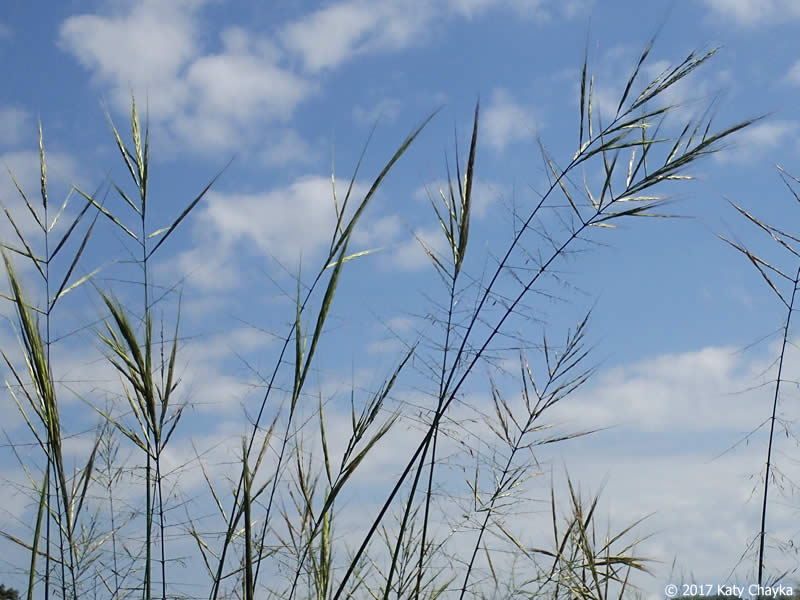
[78,98,230,600]
[720,166,800,586]
[321,41,754,600]
[0,37,755,600]
[1,123,104,600]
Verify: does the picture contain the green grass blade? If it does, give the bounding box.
[105,109,138,186]
[73,185,139,241]
[51,212,99,308]
[27,471,47,600]
[5,166,44,233]
[616,36,655,117]
[147,157,233,259]
[50,181,104,261]
[331,108,440,259]
[38,121,48,213]
[1,203,46,280]
[455,101,479,276]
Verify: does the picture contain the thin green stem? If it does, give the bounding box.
[758,266,800,586]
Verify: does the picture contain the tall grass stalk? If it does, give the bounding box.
[79,98,229,600]
[720,166,800,586]
[203,111,437,600]
[328,41,755,600]
[1,122,104,599]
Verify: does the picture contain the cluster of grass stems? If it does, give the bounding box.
[0,38,768,600]
[720,166,800,588]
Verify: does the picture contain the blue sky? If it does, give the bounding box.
[2,0,800,598]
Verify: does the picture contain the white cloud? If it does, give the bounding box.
[200,177,349,265]
[558,0,593,18]
[383,315,418,332]
[176,31,311,143]
[260,129,318,167]
[59,0,201,118]
[58,0,585,158]
[169,240,242,292]
[449,0,589,20]
[510,341,799,583]
[785,59,800,85]
[546,345,762,432]
[367,337,406,354]
[501,0,549,19]
[442,340,800,592]
[60,4,314,157]
[548,446,777,596]
[161,176,423,291]
[183,327,269,363]
[280,0,583,73]
[170,176,374,289]
[704,0,800,25]
[469,180,504,218]
[483,88,536,151]
[714,120,799,163]
[280,2,384,72]
[353,98,403,126]
[335,338,800,593]
[0,106,29,146]
[280,1,436,72]
[352,213,405,246]
[448,0,497,17]
[170,328,274,412]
